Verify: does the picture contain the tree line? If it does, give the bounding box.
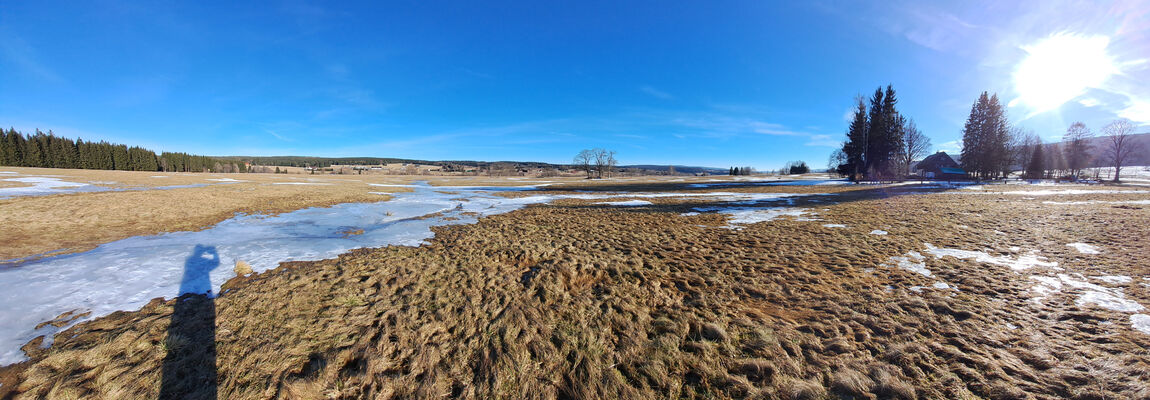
[1,128,246,173]
[832,85,932,181]
[832,87,1144,183]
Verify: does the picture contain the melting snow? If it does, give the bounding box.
[1042,199,1150,205]
[869,230,888,235]
[0,184,828,365]
[1029,274,1144,312]
[206,178,244,183]
[597,200,652,206]
[693,207,814,226]
[882,251,931,277]
[822,224,847,228]
[923,243,1057,271]
[0,177,107,198]
[1094,275,1132,284]
[1133,314,1150,335]
[0,183,570,365]
[1066,243,1101,254]
[271,182,332,185]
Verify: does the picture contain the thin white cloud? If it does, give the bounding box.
[0,33,63,83]
[1118,99,1150,125]
[937,140,962,154]
[640,86,674,100]
[266,130,293,142]
[805,134,840,147]
[1078,98,1102,107]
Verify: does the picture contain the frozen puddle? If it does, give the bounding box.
[1066,243,1101,254]
[924,243,1057,271]
[0,185,819,364]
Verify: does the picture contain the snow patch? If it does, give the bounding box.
[1133,314,1150,335]
[924,243,1057,271]
[0,177,103,198]
[271,182,332,185]
[822,224,847,228]
[882,251,931,277]
[597,200,653,206]
[693,207,814,226]
[869,230,888,235]
[1066,243,1100,254]
[1030,274,1144,312]
[1094,275,1132,284]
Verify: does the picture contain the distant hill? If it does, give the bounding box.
[1080,132,1150,167]
[619,165,728,175]
[216,156,730,174]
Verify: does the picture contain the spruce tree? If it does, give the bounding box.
[841,97,868,181]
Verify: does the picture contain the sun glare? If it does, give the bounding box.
[1012,33,1117,113]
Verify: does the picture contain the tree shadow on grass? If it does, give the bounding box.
[160,244,219,400]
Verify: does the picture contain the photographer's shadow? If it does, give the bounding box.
[160,244,219,400]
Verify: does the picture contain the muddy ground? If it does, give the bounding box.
[1,182,1148,399]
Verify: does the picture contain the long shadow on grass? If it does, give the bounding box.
[159,245,219,400]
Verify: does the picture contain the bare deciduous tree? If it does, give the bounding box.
[1063,122,1093,179]
[574,148,617,178]
[573,150,593,178]
[898,118,931,177]
[591,148,617,179]
[1102,119,1142,183]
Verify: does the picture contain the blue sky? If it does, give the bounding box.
[2,1,1147,169]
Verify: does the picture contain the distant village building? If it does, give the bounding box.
[915,151,967,179]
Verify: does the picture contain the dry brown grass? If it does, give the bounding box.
[2,178,1149,399]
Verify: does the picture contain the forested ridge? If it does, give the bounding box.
[1,128,246,173]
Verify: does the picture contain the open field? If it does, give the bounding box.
[0,167,834,262]
[1,172,1149,399]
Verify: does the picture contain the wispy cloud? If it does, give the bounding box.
[805,134,839,147]
[0,33,63,83]
[639,85,675,100]
[266,129,293,142]
[937,140,962,154]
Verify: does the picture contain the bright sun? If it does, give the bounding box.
[1012,33,1117,113]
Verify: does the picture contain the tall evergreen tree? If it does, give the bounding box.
[960,92,1011,179]
[840,97,868,180]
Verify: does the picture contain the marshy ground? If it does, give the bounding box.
[1,171,1148,399]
